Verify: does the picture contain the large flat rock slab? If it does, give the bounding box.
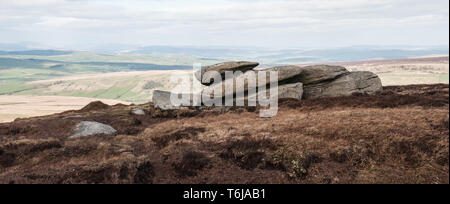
[303,71,383,99]
[152,90,180,110]
[232,82,303,105]
[293,65,349,85]
[195,61,259,85]
[202,65,305,99]
[277,82,304,100]
[262,65,349,85]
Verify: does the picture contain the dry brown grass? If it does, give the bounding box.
[0,84,448,184]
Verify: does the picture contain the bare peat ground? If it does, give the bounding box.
[0,84,448,184]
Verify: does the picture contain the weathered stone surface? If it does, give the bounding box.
[152,90,179,110]
[240,82,303,102]
[202,65,304,99]
[261,65,349,85]
[156,65,378,107]
[202,64,344,99]
[257,64,348,85]
[131,108,145,115]
[195,61,259,85]
[152,90,200,110]
[261,65,305,84]
[70,121,117,139]
[294,65,349,85]
[277,82,304,100]
[206,82,303,106]
[303,71,383,99]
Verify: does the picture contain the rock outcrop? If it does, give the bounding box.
[231,82,304,105]
[277,82,304,100]
[261,65,348,85]
[152,90,179,110]
[153,61,382,110]
[303,71,383,99]
[249,82,304,100]
[201,65,305,99]
[153,90,200,110]
[285,65,349,85]
[202,65,348,98]
[260,65,305,84]
[70,121,117,139]
[195,61,259,85]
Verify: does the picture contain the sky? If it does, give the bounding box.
[0,0,448,49]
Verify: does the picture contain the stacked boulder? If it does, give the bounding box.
[201,64,305,102]
[152,61,383,109]
[262,64,383,99]
[195,61,259,86]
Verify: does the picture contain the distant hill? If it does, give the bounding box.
[1,46,448,64]
[0,57,191,71]
[0,50,73,56]
[127,46,449,64]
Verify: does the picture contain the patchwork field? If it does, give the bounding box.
[5,56,449,100]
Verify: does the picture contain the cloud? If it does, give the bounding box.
[0,0,448,48]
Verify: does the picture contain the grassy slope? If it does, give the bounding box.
[0,53,197,100]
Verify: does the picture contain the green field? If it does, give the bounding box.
[0,52,197,102]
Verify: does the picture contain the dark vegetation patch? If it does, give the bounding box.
[221,137,279,152]
[57,157,154,184]
[387,136,444,168]
[149,107,202,118]
[217,138,280,170]
[0,118,76,140]
[389,140,422,167]
[0,152,16,168]
[0,139,62,168]
[431,118,449,131]
[267,149,323,179]
[57,144,97,158]
[152,127,205,148]
[69,163,116,184]
[172,151,210,177]
[4,125,35,135]
[436,152,449,166]
[329,145,375,168]
[220,151,266,170]
[133,161,155,184]
[279,84,449,110]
